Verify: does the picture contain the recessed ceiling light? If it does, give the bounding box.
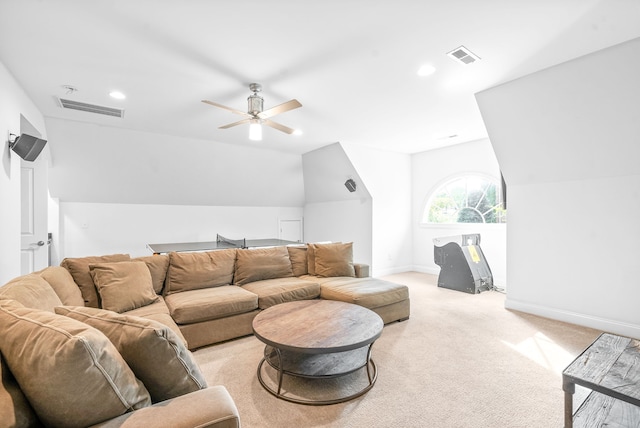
[417,64,436,77]
[109,91,126,100]
[293,129,303,136]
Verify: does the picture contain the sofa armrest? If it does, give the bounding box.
[89,386,240,428]
[354,263,370,278]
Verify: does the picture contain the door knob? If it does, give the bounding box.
[35,241,45,246]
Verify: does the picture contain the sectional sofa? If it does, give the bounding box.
[0,242,409,427]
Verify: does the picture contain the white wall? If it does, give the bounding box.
[476,37,640,337]
[411,139,506,287]
[304,200,372,266]
[46,118,305,207]
[45,118,306,262]
[0,61,47,284]
[56,202,302,261]
[341,143,413,276]
[302,143,373,268]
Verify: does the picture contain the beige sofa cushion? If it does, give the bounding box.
[165,249,237,295]
[287,245,308,276]
[0,274,62,312]
[241,277,320,309]
[88,386,241,428]
[0,300,151,427]
[320,277,409,309]
[89,261,159,313]
[0,354,40,428]
[124,296,188,346]
[234,246,294,285]
[313,242,356,277]
[164,286,258,324]
[307,243,317,275]
[61,253,130,307]
[37,266,85,306]
[131,255,169,294]
[56,306,208,403]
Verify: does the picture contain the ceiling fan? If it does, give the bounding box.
[202,83,302,140]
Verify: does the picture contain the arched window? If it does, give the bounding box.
[423,175,506,224]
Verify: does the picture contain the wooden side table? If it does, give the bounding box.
[562,333,640,427]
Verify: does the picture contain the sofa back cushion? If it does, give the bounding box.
[233,246,294,285]
[56,306,208,403]
[287,245,308,276]
[0,354,40,428]
[37,266,85,306]
[131,255,169,294]
[313,242,356,278]
[165,249,237,295]
[0,274,62,312]
[89,261,159,313]
[61,253,130,308]
[0,300,151,428]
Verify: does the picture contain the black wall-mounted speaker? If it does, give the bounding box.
[10,133,47,162]
[345,178,357,192]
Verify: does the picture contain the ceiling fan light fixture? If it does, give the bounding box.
[249,121,262,141]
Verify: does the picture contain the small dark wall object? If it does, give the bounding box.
[345,179,357,192]
[9,133,47,162]
[433,234,493,294]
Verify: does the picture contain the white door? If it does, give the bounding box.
[20,155,49,274]
[279,219,303,243]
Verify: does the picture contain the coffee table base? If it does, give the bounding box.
[256,344,378,406]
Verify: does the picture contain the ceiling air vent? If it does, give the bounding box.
[447,46,480,65]
[56,98,125,118]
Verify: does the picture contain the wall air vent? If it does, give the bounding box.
[56,97,125,118]
[447,46,480,65]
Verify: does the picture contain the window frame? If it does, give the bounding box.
[420,173,506,226]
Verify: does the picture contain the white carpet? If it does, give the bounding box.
[193,272,600,428]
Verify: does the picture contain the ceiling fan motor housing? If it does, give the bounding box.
[247,94,263,116]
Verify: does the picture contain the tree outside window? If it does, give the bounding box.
[423,176,506,224]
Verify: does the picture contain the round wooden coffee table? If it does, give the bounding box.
[252,299,384,405]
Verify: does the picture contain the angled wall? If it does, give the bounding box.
[302,143,372,267]
[476,37,640,337]
[341,144,412,276]
[46,118,305,260]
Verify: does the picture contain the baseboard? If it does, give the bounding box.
[373,265,415,277]
[410,265,440,275]
[505,298,640,339]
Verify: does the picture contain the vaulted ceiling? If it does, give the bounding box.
[1,0,639,155]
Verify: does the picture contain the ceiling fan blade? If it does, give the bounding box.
[258,99,302,119]
[219,118,252,129]
[201,100,249,117]
[263,119,295,134]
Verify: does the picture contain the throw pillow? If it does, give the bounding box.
[313,242,356,277]
[90,261,159,313]
[55,306,208,403]
[0,300,151,428]
[234,246,294,285]
[165,249,237,294]
[61,253,130,307]
[36,266,85,306]
[287,245,308,276]
[130,255,169,294]
[0,273,62,312]
[0,352,40,428]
